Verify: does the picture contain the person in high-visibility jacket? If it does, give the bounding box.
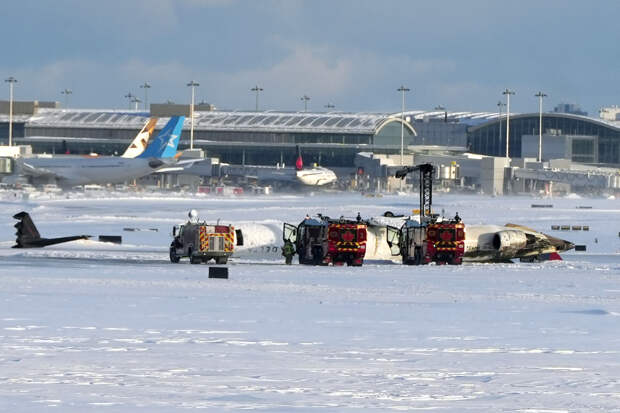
[282,240,296,265]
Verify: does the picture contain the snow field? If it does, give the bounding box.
[0,192,619,411]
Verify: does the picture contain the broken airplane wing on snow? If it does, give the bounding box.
[12,211,90,248]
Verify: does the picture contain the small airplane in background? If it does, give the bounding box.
[16,116,185,187]
[219,145,337,188]
[293,145,338,186]
[12,211,89,248]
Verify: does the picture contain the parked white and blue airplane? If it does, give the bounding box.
[18,116,185,187]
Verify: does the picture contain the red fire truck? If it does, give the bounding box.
[387,163,465,265]
[283,216,367,266]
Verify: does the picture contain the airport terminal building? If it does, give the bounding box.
[1,102,620,168]
[468,112,620,165]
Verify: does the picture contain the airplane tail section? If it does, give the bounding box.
[13,211,41,247]
[137,116,185,159]
[121,117,158,158]
[295,145,303,171]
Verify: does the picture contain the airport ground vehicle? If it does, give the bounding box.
[170,221,240,264]
[387,164,465,265]
[283,216,367,266]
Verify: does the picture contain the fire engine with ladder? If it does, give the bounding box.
[283,216,367,266]
[386,163,465,265]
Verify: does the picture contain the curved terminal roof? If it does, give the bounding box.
[26,109,151,129]
[468,111,620,132]
[10,108,619,135]
[18,108,503,135]
[191,110,389,134]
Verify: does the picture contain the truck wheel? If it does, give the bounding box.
[448,257,461,265]
[189,250,200,264]
[169,247,180,263]
[216,256,228,265]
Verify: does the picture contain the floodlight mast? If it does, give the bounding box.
[5,76,17,146]
[140,82,151,111]
[61,88,72,108]
[124,92,134,110]
[397,85,410,191]
[251,85,263,111]
[497,101,505,156]
[535,91,547,162]
[131,96,141,111]
[187,80,200,150]
[502,88,515,160]
[300,95,310,112]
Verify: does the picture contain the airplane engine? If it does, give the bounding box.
[492,230,528,254]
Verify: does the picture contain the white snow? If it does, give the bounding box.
[0,191,619,411]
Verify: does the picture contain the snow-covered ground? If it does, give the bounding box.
[1,191,619,412]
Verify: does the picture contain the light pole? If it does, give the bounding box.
[140,82,151,111]
[5,76,17,146]
[131,96,141,111]
[397,85,410,191]
[300,95,310,112]
[434,105,447,123]
[251,85,263,111]
[124,92,134,110]
[497,101,505,156]
[535,91,547,162]
[502,88,515,160]
[397,85,410,164]
[61,88,72,108]
[187,80,200,150]
[325,103,335,110]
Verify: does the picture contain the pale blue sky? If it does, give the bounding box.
[1,0,617,115]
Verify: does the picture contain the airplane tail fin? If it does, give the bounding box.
[137,116,185,159]
[13,211,41,248]
[121,117,158,158]
[295,145,303,171]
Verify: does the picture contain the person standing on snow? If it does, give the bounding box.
[282,239,296,265]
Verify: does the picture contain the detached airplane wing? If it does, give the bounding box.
[13,211,90,248]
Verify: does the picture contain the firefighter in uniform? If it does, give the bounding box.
[282,240,295,265]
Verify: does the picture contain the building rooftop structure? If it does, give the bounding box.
[2,105,620,168]
[0,107,504,134]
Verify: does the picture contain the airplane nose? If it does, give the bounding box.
[148,159,165,169]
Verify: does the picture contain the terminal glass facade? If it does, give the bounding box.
[468,115,620,165]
